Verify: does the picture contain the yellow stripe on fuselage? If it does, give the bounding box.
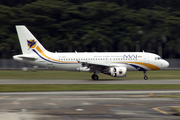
[35,46,77,63]
[133,62,160,70]
[35,46,160,69]
[117,62,160,70]
[36,46,52,59]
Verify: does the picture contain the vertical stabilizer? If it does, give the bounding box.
[16,25,48,54]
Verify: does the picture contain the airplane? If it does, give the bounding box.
[13,25,169,80]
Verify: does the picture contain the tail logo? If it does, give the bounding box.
[27,39,37,49]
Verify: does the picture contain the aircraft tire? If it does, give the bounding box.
[91,75,99,80]
[144,76,148,80]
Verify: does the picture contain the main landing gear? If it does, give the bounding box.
[91,74,99,80]
[91,71,100,80]
[143,71,148,80]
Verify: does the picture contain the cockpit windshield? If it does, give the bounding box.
[155,57,162,60]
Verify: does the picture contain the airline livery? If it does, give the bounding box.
[13,26,169,80]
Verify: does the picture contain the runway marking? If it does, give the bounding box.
[82,102,94,105]
[45,103,57,106]
[0,96,9,99]
[153,107,169,115]
[152,106,180,115]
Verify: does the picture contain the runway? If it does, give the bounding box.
[0,91,179,120]
[0,79,180,84]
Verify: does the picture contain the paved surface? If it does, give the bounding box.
[0,79,180,84]
[0,91,180,95]
[0,91,180,120]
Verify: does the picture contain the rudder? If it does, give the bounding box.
[16,25,48,54]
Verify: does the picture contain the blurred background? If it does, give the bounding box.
[0,0,180,68]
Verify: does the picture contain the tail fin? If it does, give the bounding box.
[16,25,48,54]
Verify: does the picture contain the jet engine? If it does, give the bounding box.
[109,67,127,77]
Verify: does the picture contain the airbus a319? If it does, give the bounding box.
[13,26,169,80]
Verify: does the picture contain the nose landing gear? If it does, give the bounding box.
[143,71,148,80]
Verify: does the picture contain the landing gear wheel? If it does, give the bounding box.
[143,71,148,80]
[144,76,148,80]
[91,74,99,80]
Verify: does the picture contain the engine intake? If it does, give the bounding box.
[109,67,127,77]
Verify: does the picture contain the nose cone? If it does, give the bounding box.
[164,60,169,68]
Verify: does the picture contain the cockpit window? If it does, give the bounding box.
[155,57,162,60]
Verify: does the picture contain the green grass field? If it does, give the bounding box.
[0,70,179,79]
[0,70,179,92]
[0,84,179,92]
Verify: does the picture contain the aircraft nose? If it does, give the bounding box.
[164,60,169,68]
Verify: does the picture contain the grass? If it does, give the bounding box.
[0,70,179,92]
[0,70,179,79]
[0,84,180,92]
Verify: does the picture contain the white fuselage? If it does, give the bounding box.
[14,51,169,72]
[13,25,169,80]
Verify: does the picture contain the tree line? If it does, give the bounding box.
[1,0,180,58]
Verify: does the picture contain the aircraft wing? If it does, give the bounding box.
[78,61,114,68]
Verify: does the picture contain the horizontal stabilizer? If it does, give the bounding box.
[13,55,37,61]
[19,56,37,60]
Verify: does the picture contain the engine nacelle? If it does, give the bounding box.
[77,67,90,72]
[109,67,127,77]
